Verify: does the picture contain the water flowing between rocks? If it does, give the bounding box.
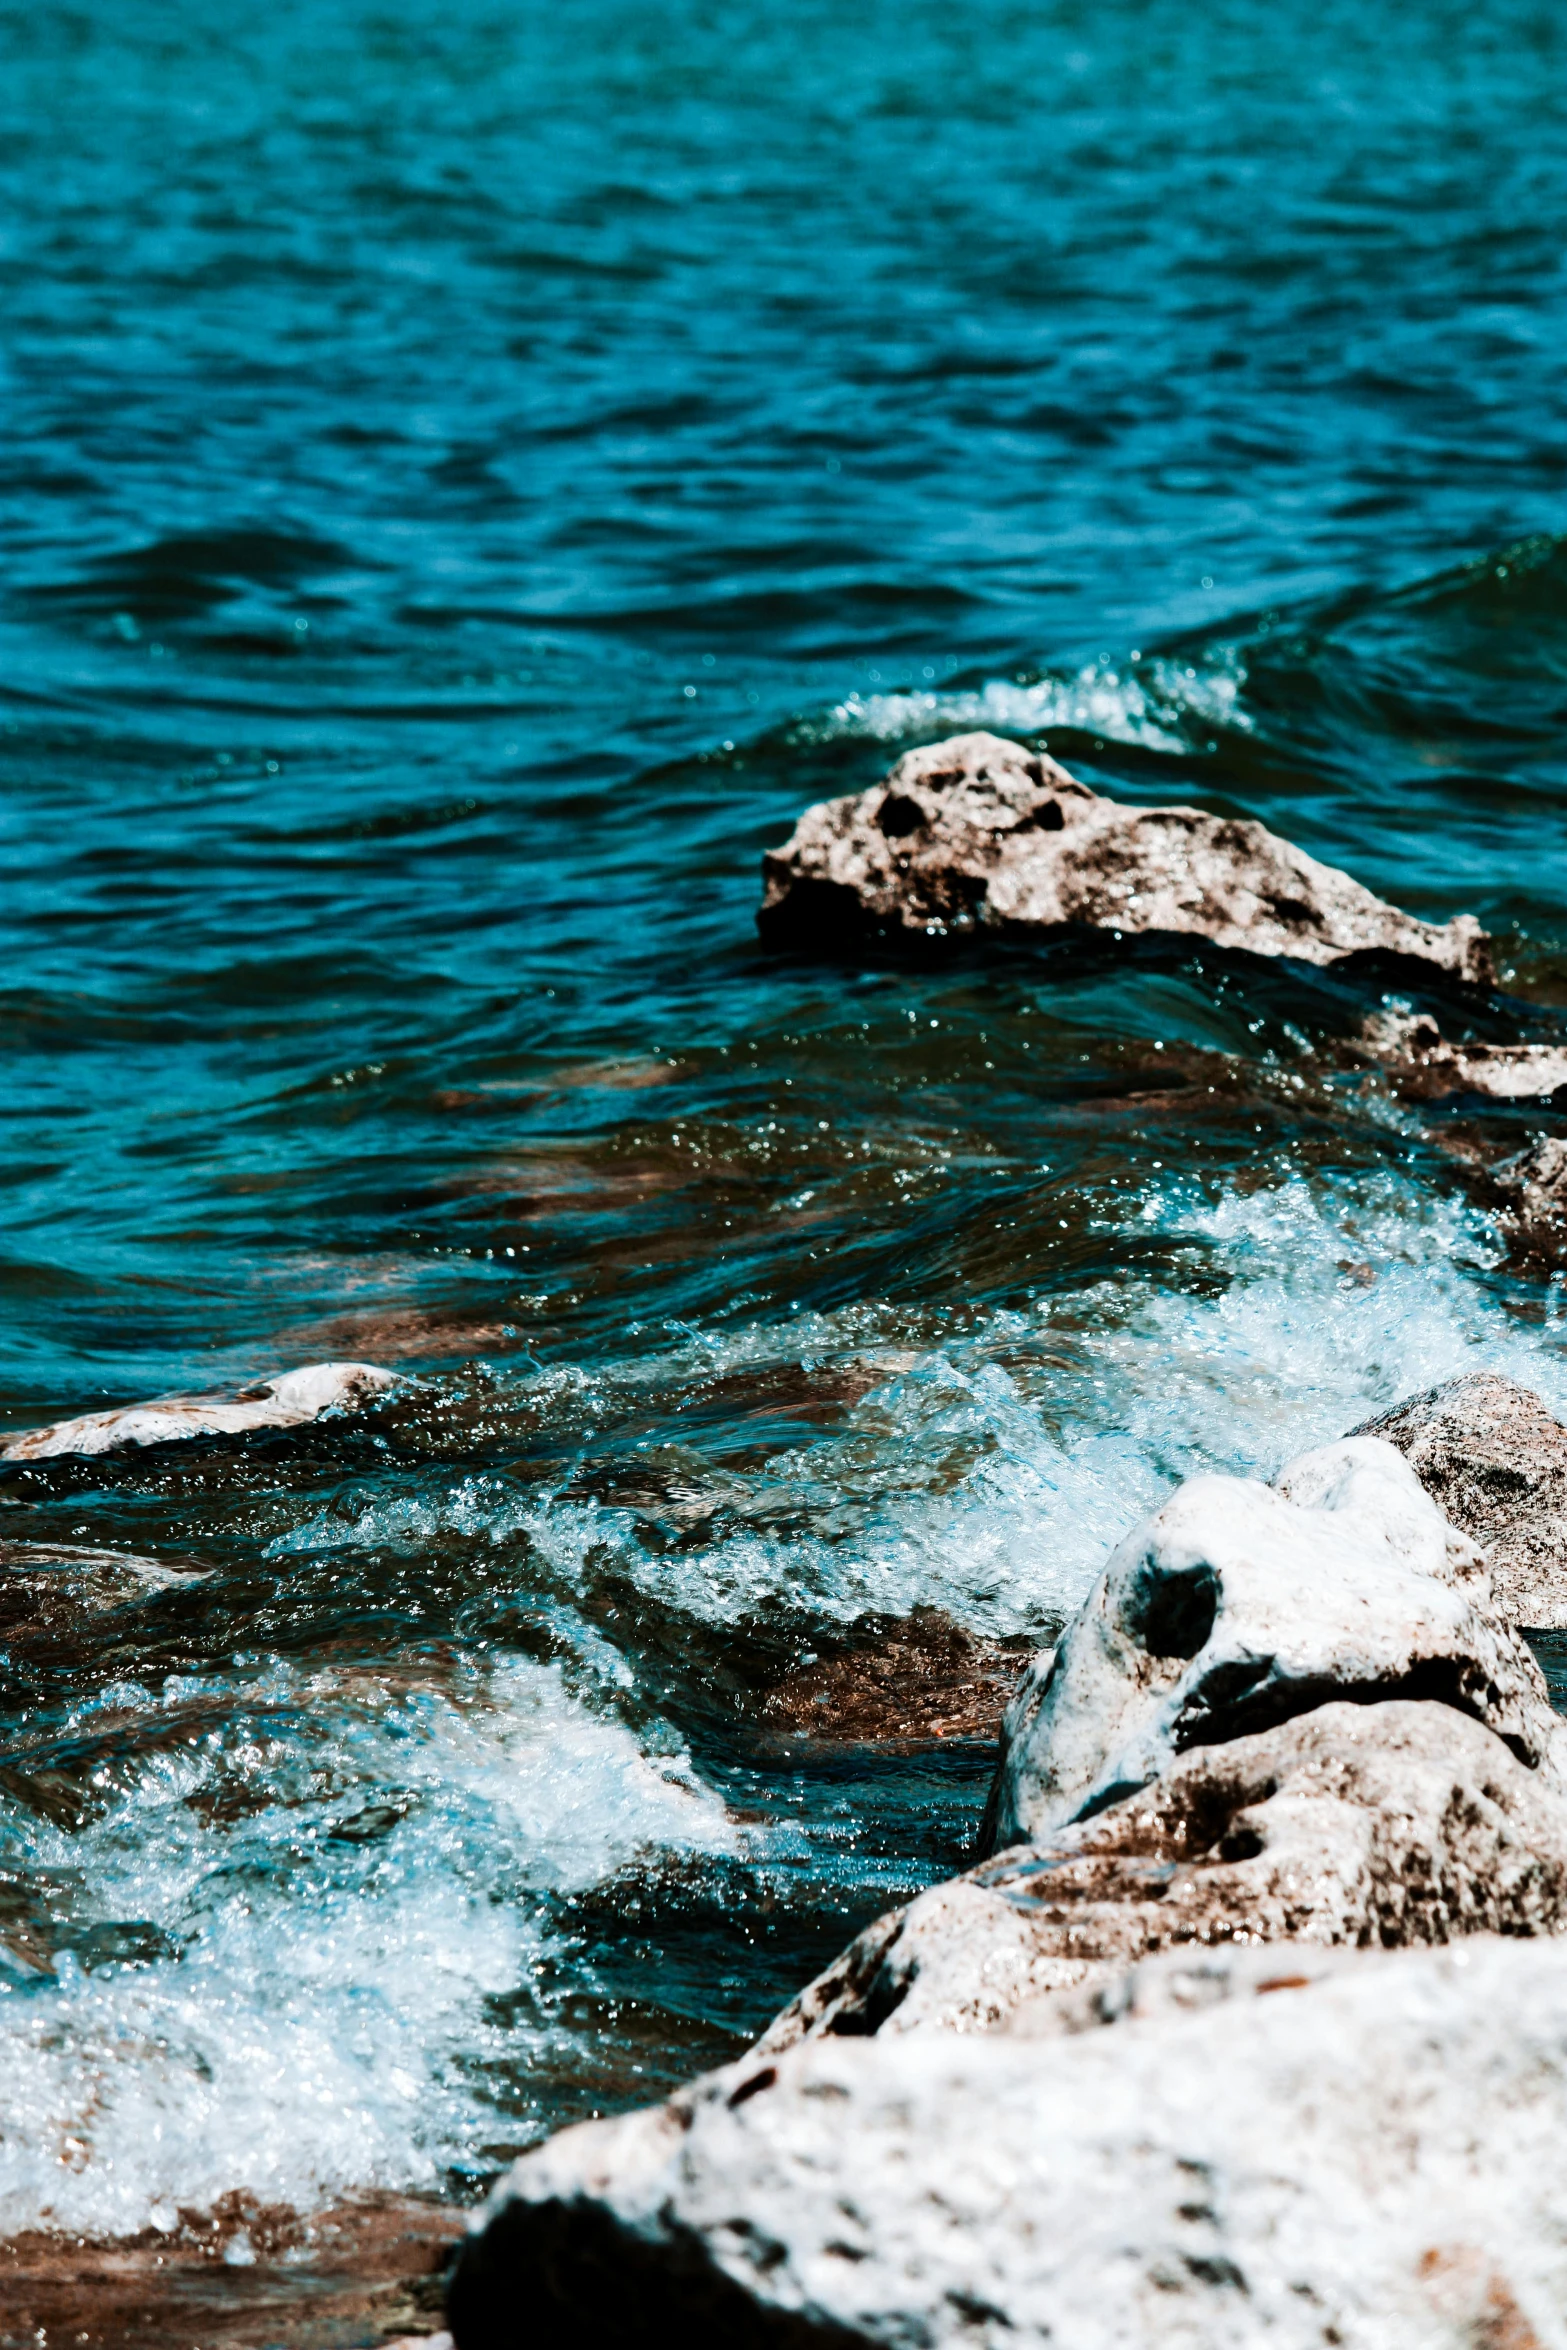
[3,0,1567,2337]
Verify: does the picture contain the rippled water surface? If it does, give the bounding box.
[4,0,1567,2236]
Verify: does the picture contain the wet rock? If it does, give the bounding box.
[759,731,1494,982]
[447,1933,1567,2350]
[0,1361,400,1462]
[983,1435,1556,1851]
[1358,1008,1567,1101]
[1489,1135,1567,1266]
[1355,1372,1567,1627]
[0,2191,461,2350]
[755,1697,1567,2045]
[755,1614,1024,1749]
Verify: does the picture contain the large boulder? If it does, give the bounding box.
[0,1362,400,1461]
[1356,1372,1567,1626]
[756,1698,1567,2045]
[758,732,1493,981]
[982,1435,1556,1851]
[447,1933,1567,2350]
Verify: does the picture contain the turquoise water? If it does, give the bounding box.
[2,0,1567,2232]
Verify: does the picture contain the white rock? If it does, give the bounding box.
[449,1933,1567,2349]
[759,1697,1567,2046]
[984,1435,1556,1850]
[0,1361,400,1461]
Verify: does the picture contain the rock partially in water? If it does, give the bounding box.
[755,1698,1567,2046]
[1364,1012,1567,1102]
[1355,1371,1567,1628]
[448,1934,1567,2350]
[0,1361,401,1462]
[759,731,1494,981]
[982,1435,1555,1851]
[1490,1134,1567,1267]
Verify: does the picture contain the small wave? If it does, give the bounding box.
[447,1167,1562,1644]
[0,1655,734,2235]
[820,649,1250,757]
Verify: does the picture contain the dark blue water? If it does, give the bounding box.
[3,0,1567,2235]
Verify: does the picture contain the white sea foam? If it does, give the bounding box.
[24,1166,1564,2234]
[447,1169,1564,1642]
[0,1656,734,2235]
[822,649,1250,756]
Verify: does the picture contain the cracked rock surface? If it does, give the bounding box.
[982,1435,1556,1850]
[758,730,1494,981]
[449,1934,1567,2350]
[0,1362,400,1461]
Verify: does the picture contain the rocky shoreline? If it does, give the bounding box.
[436,737,1567,2347]
[446,1378,1567,2346]
[6,734,1567,2345]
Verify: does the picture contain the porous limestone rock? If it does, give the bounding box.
[756,1698,1567,2046]
[758,731,1494,981]
[1356,1370,1567,1626]
[982,1435,1556,1851]
[447,1934,1567,2350]
[0,1362,400,1461]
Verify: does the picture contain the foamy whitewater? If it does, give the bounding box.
[7,0,1567,2258]
[4,1164,1563,2234]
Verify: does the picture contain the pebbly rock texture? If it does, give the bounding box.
[448,1933,1567,2350]
[1356,1371,1567,1627]
[981,1434,1556,1851]
[756,1697,1567,2046]
[759,731,1494,981]
[444,1403,1567,2347]
[0,1361,400,1462]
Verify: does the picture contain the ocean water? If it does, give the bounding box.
[3,0,1567,2236]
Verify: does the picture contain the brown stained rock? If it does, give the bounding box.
[0,1361,400,1461]
[752,1698,1567,2049]
[1355,1373,1567,1628]
[0,2191,461,2350]
[759,730,1493,981]
[755,1616,1024,1750]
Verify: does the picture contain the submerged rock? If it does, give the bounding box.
[0,2191,461,2350]
[1356,1371,1567,1627]
[757,1698,1567,2045]
[982,1434,1554,1851]
[448,1933,1567,2350]
[755,1615,1023,1750]
[0,1361,400,1462]
[759,731,1493,981]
